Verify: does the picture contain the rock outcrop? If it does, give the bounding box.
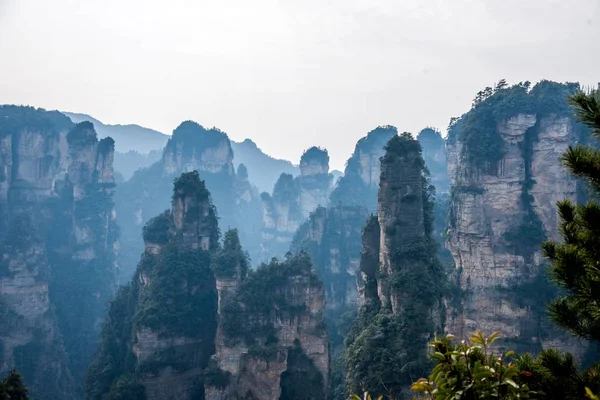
[89,172,329,400]
[87,171,220,400]
[445,81,587,354]
[345,133,443,398]
[259,147,333,262]
[0,106,118,399]
[330,126,397,211]
[291,205,369,337]
[206,252,329,400]
[116,121,262,278]
[417,127,449,193]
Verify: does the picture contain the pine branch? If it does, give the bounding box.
[568,90,600,137]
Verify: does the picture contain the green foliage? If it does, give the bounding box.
[453,80,580,171]
[503,213,546,258]
[300,146,329,166]
[211,229,249,278]
[85,283,140,400]
[291,205,370,399]
[221,252,320,344]
[167,121,232,160]
[142,211,171,244]
[412,332,600,400]
[271,173,299,203]
[134,243,217,338]
[345,133,445,399]
[0,370,29,400]
[67,121,98,147]
[411,332,537,399]
[97,136,115,156]
[346,311,430,398]
[0,105,73,137]
[542,89,600,343]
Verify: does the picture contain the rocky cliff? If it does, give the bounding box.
[206,252,329,400]
[445,80,587,354]
[89,172,329,400]
[87,171,219,400]
[330,126,397,211]
[116,121,262,278]
[0,106,118,399]
[418,127,449,193]
[345,133,444,398]
[290,205,369,338]
[259,147,332,262]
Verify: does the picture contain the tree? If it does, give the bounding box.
[411,332,600,400]
[0,370,29,400]
[411,332,536,400]
[541,89,600,343]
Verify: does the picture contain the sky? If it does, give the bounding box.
[0,0,599,170]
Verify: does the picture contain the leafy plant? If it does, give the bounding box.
[411,332,536,400]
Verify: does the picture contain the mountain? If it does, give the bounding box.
[115,121,262,279]
[329,125,398,211]
[63,112,169,153]
[87,172,329,400]
[259,147,333,262]
[0,106,118,399]
[230,139,299,193]
[446,80,588,355]
[345,133,444,398]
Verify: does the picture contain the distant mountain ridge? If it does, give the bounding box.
[63,113,308,190]
[63,112,169,153]
[230,138,299,192]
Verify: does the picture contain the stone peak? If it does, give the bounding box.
[300,146,329,176]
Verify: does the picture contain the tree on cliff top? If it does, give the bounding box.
[542,89,600,343]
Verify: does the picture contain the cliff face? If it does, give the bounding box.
[296,147,333,216]
[345,133,443,398]
[259,147,332,262]
[445,81,586,354]
[87,171,219,400]
[89,172,328,400]
[291,205,369,335]
[418,127,449,194]
[330,126,397,211]
[116,121,262,278]
[0,106,118,399]
[206,253,329,400]
[0,215,75,400]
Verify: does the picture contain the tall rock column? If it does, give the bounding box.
[330,125,397,211]
[205,253,329,400]
[445,81,587,355]
[259,147,333,262]
[0,108,118,399]
[345,133,443,398]
[86,171,219,400]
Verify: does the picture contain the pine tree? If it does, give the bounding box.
[542,89,600,343]
[0,370,29,400]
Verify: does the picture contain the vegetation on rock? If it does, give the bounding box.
[345,133,445,399]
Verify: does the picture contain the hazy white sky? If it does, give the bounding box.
[0,0,598,169]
